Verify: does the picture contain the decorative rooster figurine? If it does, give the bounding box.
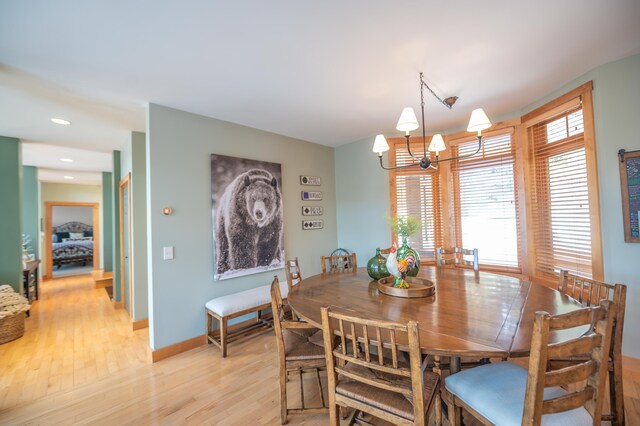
[385,243,409,288]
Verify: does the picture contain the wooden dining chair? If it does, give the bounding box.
[320,306,440,426]
[445,299,615,426]
[284,257,302,292]
[556,269,627,426]
[270,276,328,424]
[321,253,357,273]
[435,247,478,271]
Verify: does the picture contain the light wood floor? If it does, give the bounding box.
[1,274,639,425]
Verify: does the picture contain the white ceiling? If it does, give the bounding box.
[1,1,640,178]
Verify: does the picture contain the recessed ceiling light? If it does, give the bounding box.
[60,158,73,163]
[63,176,75,180]
[51,118,71,125]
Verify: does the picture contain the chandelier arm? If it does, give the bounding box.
[378,155,431,171]
[405,134,422,161]
[434,136,483,164]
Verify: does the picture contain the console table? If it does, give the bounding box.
[23,260,40,313]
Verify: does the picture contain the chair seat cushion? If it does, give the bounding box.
[336,362,439,421]
[205,281,289,317]
[445,362,592,426]
[283,328,326,362]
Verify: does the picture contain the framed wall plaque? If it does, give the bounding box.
[302,220,323,230]
[619,149,640,243]
[301,191,322,201]
[300,175,321,186]
[302,206,323,216]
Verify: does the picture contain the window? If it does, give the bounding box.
[389,138,443,258]
[451,131,521,271]
[528,105,595,278]
[386,81,600,279]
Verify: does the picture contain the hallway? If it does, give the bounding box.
[0,274,149,409]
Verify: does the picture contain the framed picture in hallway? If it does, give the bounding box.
[211,154,285,280]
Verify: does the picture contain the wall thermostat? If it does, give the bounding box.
[301,191,322,201]
[302,206,323,216]
[300,175,321,186]
[302,220,323,230]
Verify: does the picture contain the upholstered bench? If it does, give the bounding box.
[205,282,288,357]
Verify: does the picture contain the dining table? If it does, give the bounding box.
[287,266,587,370]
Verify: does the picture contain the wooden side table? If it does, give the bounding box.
[22,260,40,316]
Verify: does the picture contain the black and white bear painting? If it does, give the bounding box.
[211,154,284,280]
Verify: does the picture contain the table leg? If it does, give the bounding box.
[450,356,461,374]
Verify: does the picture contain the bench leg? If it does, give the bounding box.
[221,316,228,358]
[206,310,213,344]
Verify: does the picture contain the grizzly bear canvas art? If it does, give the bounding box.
[211,154,284,280]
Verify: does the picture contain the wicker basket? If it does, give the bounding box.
[0,311,25,344]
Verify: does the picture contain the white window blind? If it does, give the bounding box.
[529,106,593,278]
[451,132,520,270]
[391,140,443,258]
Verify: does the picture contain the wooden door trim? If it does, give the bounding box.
[119,173,133,317]
[45,201,100,279]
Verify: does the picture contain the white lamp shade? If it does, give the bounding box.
[396,107,420,132]
[467,108,492,132]
[372,134,390,154]
[428,134,446,152]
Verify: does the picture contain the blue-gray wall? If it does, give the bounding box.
[146,104,338,350]
[102,172,113,272]
[335,136,391,265]
[21,165,39,259]
[0,136,23,291]
[112,151,121,300]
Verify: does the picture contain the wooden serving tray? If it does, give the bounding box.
[377,277,435,298]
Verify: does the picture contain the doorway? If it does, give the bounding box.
[119,173,132,317]
[45,202,100,279]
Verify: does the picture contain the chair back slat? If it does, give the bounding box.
[334,366,414,397]
[362,325,371,362]
[333,352,412,378]
[522,300,614,425]
[321,253,357,273]
[337,319,346,355]
[547,334,601,359]
[435,247,479,271]
[376,327,384,365]
[548,305,602,330]
[543,387,594,415]
[545,361,596,387]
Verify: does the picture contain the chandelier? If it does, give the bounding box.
[373,72,492,170]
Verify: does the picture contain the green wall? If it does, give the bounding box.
[112,151,121,301]
[21,165,39,259]
[0,137,23,291]
[335,137,392,266]
[334,53,640,357]
[146,104,338,350]
[119,132,148,321]
[102,172,113,272]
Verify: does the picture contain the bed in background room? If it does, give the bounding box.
[52,221,94,268]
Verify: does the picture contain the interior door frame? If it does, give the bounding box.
[45,202,100,279]
[119,173,133,317]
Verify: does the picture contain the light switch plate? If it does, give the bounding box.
[302,206,323,216]
[163,246,174,260]
[302,220,323,230]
